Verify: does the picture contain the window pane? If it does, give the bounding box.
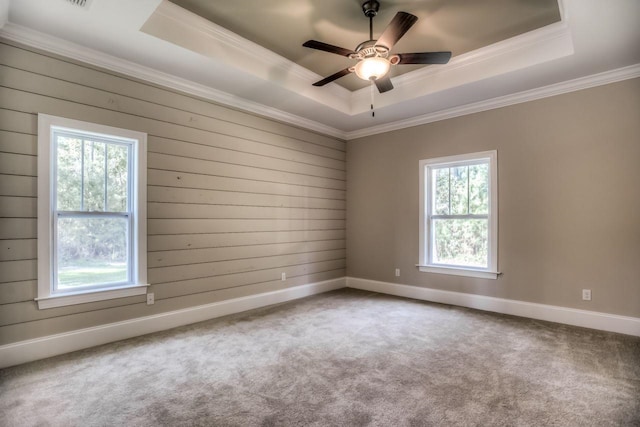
[57,216,129,288]
[433,168,450,215]
[450,166,469,215]
[56,136,83,211]
[83,140,107,211]
[433,219,488,268]
[107,144,129,212]
[469,163,489,215]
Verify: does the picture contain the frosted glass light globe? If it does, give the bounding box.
[354,57,390,81]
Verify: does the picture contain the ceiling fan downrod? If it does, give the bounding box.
[362,0,380,40]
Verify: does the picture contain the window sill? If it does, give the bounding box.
[35,284,149,309]
[416,265,500,280]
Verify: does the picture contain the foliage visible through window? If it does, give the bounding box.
[419,151,497,278]
[432,163,489,267]
[54,132,133,290]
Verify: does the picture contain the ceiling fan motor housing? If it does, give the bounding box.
[362,0,380,17]
[352,40,389,60]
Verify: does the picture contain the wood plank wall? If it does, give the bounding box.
[0,40,346,345]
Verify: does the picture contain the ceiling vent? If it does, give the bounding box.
[67,0,93,8]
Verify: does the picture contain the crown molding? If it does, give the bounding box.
[344,63,640,140]
[0,22,348,140]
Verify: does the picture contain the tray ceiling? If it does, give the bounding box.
[169,0,561,91]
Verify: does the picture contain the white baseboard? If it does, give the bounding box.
[347,277,640,337]
[4,276,637,369]
[0,277,345,369]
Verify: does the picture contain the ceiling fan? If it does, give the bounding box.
[303,0,452,93]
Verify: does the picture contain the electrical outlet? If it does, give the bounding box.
[147,292,154,305]
[281,272,286,281]
[395,268,400,277]
[582,289,591,301]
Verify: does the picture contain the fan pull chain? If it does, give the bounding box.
[370,81,375,117]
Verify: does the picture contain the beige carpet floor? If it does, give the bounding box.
[1,288,639,426]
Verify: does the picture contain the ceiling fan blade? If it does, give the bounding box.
[374,75,394,93]
[376,12,418,50]
[303,40,356,57]
[312,68,353,86]
[396,52,452,64]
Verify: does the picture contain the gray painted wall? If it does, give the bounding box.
[347,78,640,318]
[0,40,346,345]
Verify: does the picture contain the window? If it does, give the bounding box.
[418,151,498,279]
[37,114,148,309]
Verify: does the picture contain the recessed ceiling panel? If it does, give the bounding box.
[169,0,561,91]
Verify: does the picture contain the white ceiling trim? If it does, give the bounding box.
[345,63,640,140]
[0,22,348,139]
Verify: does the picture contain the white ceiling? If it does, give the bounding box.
[1,0,639,139]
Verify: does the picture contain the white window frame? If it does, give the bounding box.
[417,150,499,279]
[37,114,148,309]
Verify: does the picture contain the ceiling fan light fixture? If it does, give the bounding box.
[303,3,451,91]
[354,56,390,81]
